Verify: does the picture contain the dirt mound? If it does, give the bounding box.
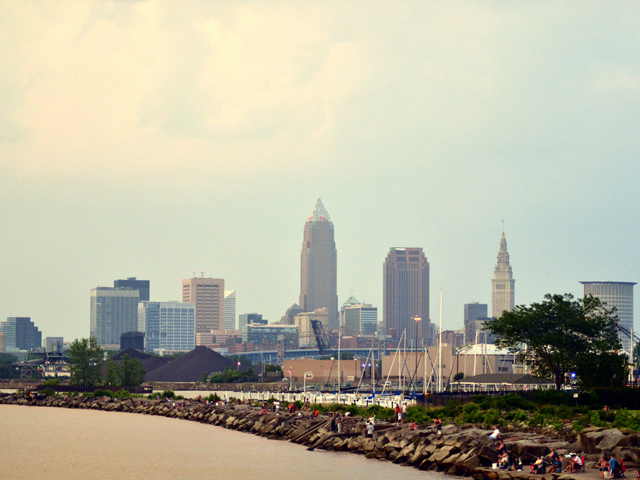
[112,348,168,375]
[113,349,152,361]
[141,356,168,374]
[144,346,235,382]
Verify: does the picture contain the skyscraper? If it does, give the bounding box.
[182,277,224,339]
[383,247,430,342]
[114,277,150,302]
[224,290,236,329]
[299,198,338,330]
[0,317,42,351]
[581,281,636,355]
[491,231,515,318]
[139,301,195,353]
[343,302,378,336]
[464,302,490,343]
[90,287,139,349]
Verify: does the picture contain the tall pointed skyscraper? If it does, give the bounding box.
[299,198,338,330]
[492,231,515,318]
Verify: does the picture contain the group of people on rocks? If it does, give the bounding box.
[494,434,626,477]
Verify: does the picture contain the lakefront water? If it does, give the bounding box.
[0,404,440,480]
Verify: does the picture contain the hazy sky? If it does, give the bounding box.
[1,1,639,342]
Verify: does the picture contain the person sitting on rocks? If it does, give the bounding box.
[599,458,610,478]
[547,448,562,473]
[409,421,417,430]
[509,457,523,472]
[489,425,501,440]
[566,454,583,473]
[498,453,510,470]
[530,456,545,474]
[496,440,506,458]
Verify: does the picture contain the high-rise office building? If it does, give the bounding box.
[343,303,378,336]
[0,317,42,351]
[224,290,236,329]
[299,198,338,330]
[581,281,636,355]
[281,304,304,325]
[182,277,224,339]
[239,313,266,330]
[90,287,139,349]
[43,337,64,353]
[464,302,488,343]
[383,247,430,342]
[114,277,150,302]
[139,301,195,353]
[492,231,515,318]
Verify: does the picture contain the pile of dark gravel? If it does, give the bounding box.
[144,346,236,382]
[112,348,168,375]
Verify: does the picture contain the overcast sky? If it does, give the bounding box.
[1,1,639,342]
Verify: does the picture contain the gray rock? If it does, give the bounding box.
[595,429,626,453]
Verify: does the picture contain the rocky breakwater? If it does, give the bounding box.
[1,392,638,480]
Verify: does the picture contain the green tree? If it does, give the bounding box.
[484,294,626,390]
[68,337,105,386]
[119,354,145,386]
[104,359,120,386]
[104,354,145,386]
[0,353,18,379]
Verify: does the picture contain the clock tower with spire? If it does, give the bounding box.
[491,230,515,318]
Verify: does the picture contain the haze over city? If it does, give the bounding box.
[1,2,639,342]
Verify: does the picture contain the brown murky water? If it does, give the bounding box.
[0,404,440,480]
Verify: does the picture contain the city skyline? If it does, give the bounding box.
[1,3,639,342]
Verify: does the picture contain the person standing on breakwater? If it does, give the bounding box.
[433,417,442,435]
[366,421,374,440]
[330,414,337,433]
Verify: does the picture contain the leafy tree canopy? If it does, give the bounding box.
[104,354,145,387]
[484,293,627,390]
[0,353,19,379]
[68,337,105,386]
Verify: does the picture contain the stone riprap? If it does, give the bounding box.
[1,392,637,480]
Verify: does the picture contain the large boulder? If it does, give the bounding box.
[596,429,627,453]
[509,440,550,459]
[579,427,607,454]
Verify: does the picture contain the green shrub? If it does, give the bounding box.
[528,414,546,427]
[513,411,528,422]
[463,403,480,413]
[483,409,501,428]
[93,389,114,398]
[440,400,462,419]
[504,395,536,411]
[406,405,433,423]
[363,404,395,421]
[572,420,585,433]
[161,390,175,399]
[41,388,56,396]
[612,409,640,431]
[41,378,61,386]
[114,389,132,398]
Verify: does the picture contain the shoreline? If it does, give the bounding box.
[0,392,623,480]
